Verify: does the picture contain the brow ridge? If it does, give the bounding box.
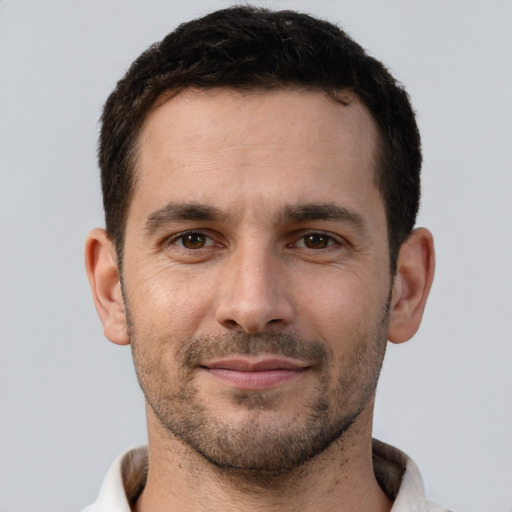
[144,202,225,235]
[282,203,368,231]
[144,201,368,235]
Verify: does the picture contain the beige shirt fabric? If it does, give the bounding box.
[82,439,450,512]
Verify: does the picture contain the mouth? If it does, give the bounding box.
[201,357,309,390]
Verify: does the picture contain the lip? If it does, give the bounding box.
[201,357,308,390]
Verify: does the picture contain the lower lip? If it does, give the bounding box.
[205,368,305,390]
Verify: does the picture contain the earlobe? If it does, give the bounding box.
[388,227,435,344]
[84,228,130,345]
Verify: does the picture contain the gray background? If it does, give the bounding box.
[1,1,511,511]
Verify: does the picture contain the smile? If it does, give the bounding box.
[201,357,309,390]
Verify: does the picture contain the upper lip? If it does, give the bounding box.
[202,357,309,372]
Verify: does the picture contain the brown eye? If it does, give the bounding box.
[179,233,209,249]
[303,234,331,249]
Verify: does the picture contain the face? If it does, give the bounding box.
[121,88,393,472]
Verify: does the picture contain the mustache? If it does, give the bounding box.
[176,332,328,367]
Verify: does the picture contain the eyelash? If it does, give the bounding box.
[166,231,218,250]
[291,232,340,250]
[165,230,342,252]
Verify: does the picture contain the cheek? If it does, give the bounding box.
[295,270,388,342]
[127,264,216,341]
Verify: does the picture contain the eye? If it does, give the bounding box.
[295,233,338,249]
[174,232,214,250]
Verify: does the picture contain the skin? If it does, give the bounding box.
[86,88,435,512]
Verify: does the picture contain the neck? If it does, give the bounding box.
[134,402,392,512]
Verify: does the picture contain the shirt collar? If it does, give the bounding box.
[84,440,435,512]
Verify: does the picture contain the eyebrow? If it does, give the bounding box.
[282,203,368,231]
[144,201,368,235]
[144,202,226,236]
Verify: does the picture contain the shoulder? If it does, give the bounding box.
[372,439,452,512]
[426,502,453,512]
[80,446,148,512]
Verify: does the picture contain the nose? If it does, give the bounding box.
[215,245,294,334]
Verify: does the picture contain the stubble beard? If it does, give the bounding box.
[127,307,390,475]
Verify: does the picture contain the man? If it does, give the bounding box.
[84,6,444,511]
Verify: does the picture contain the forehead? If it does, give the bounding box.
[138,87,378,164]
[131,88,382,222]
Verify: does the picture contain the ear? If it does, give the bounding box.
[84,228,130,345]
[388,227,435,344]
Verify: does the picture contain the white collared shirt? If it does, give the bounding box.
[82,439,450,512]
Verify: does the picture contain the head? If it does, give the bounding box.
[99,5,421,272]
[87,7,434,475]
